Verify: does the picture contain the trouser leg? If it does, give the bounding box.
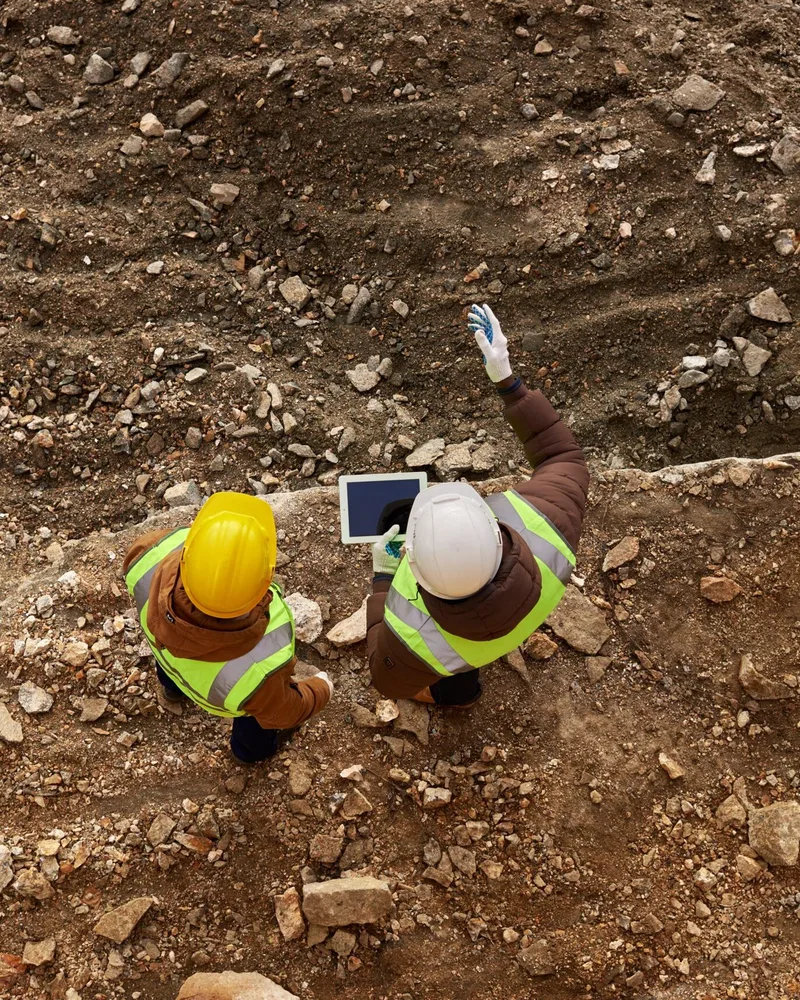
[430,669,482,706]
[230,715,282,763]
[156,664,183,696]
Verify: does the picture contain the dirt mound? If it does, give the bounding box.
[1,0,799,541]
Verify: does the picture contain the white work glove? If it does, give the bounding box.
[315,671,334,697]
[468,303,512,383]
[372,524,402,576]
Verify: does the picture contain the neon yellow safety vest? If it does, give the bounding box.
[383,490,576,676]
[124,528,295,718]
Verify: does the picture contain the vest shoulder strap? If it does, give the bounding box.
[485,491,575,584]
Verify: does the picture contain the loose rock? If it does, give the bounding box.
[175,100,209,128]
[405,438,445,468]
[279,275,312,310]
[748,801,800,866]
[394,699,429,744]
[177,972,299,1000]
[658,752,685,780]
[700,576,742,603]
[274,887,305,941]
[18,681,53,714]
[285,593,323,643]
[210,183,241,207]
[672,75,725,111]
[302,877,392,926]
[22,939,56,967]
[94,897,154,943]
[326,599,367,646]
[139,113,165,137]
[164,481,202,507]
[547,585,611,654]
[14,868,54,899]
[84,54,115,85]
[602,536,639,572]
[739,653,791,700]
[747,287,793,324]
[47,26,80,46]
[772,134,800,175]
[346,364,381,393]
[0,703,23,743]
[519,939,556,976]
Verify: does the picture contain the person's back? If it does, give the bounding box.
[366,305,589,706]
[124,491,332,761]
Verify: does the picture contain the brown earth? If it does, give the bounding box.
[1,0,800,997]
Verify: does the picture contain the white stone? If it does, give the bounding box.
[346,364,380,393]
[164,481,202,507]
[405,437,445,468]
[694,152,716,185]
[285,593,323,643]
[326,599,367,646]
[139,113,165,137]
[681,355,707,371]
[18,681,53,714]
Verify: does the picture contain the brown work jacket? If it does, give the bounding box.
[367,380,590,699]
[123,535,331,730]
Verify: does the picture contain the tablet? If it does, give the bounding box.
[339,473,428,544]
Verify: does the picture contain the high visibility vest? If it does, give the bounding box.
[124,528,295,718]
[383,490,576,676]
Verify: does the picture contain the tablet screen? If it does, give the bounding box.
[341,475,426,542]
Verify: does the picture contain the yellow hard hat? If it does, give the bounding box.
[181,492,277,619]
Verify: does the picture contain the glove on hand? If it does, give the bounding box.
[468,303,512,383]
[372,524,402,576]
[314,671,335,697]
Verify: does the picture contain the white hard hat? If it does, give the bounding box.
[405,483,503,600]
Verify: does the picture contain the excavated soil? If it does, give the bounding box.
[1,0,800,998]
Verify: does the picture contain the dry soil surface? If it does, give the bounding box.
[1,0,800,998]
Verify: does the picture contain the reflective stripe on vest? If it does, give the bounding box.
[124,528,295,717]
[383,490,576,676]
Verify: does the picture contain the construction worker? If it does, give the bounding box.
[367,304,589,707]
[123,492,333,762]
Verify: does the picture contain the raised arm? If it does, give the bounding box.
[469,304,589,552]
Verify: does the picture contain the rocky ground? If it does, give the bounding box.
[1,0,800,997]
[2,459,800,999]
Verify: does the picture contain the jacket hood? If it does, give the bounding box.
[147,550,273,662]
[420,525,541,641]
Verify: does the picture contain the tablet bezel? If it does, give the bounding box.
[339,472,428,544]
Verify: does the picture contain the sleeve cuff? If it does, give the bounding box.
[496,376,522,396]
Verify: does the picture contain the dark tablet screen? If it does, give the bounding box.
[345,477,424,539]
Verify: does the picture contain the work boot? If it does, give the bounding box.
[229,726,298,765]
[157,684,185,715]
[412,687,482,709]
